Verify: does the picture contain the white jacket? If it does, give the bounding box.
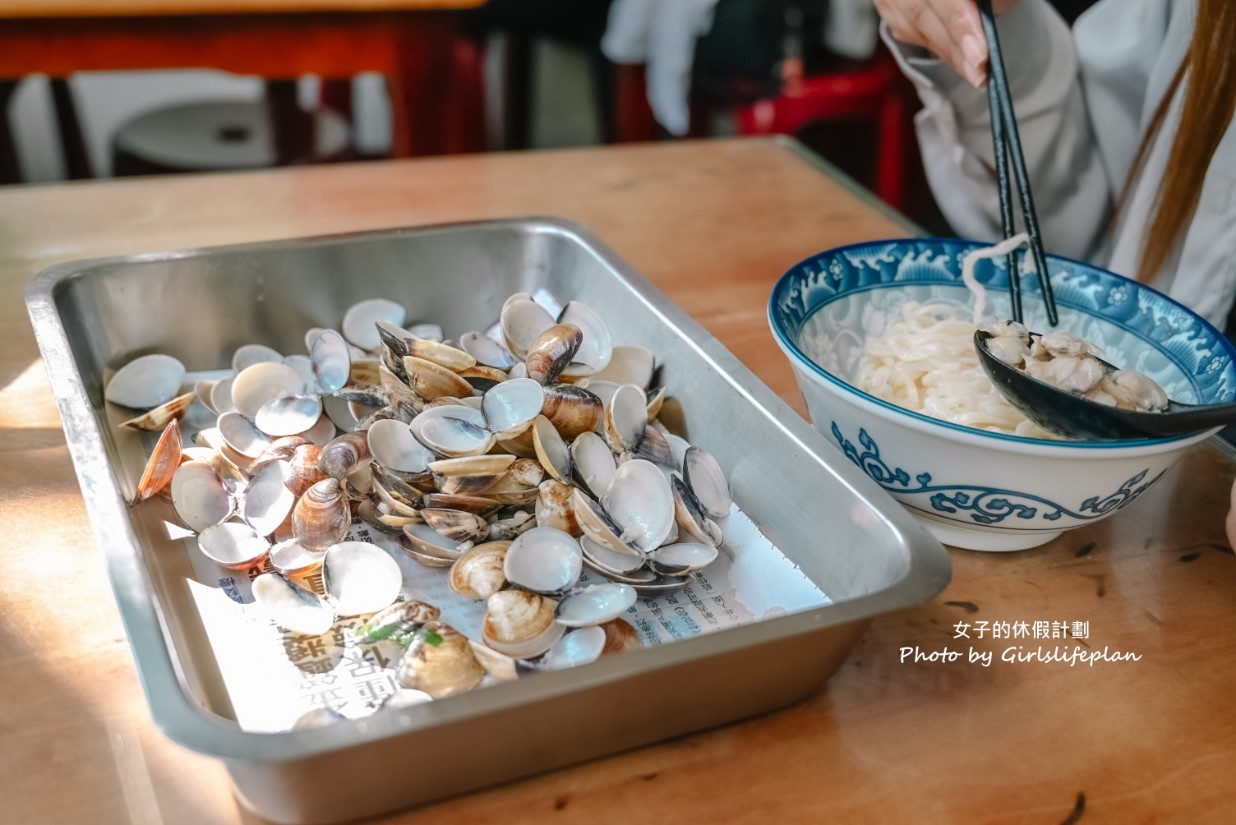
[886,0,1236,328]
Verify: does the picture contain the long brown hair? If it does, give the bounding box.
[1127,0,1236,281]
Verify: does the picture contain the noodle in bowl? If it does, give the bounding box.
[768,238,1236,552]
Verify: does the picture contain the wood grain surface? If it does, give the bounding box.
[1,139,1233,824]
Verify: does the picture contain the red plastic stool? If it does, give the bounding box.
[736,51,911,210]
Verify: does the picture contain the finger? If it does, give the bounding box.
[874,0,929,48]
[910,1,988,87]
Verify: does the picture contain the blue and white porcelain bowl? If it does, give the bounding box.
[769,238,1236,551]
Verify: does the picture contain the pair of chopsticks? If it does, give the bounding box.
[977,0,1058,327]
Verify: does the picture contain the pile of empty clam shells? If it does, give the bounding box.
[110,291,731,702]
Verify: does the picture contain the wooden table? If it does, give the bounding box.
[0,0,487,181]
[2,138,1234,824]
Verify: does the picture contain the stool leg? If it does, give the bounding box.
[267,79,314,166]
[0,80,20,184]
[50,78,92,179]
[875,86,907,210]
[610,64,655,143]
[503,33,532,151]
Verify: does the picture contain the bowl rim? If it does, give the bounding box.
[768,237,1236,451]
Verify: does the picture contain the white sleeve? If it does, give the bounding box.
[883,0,1112,261]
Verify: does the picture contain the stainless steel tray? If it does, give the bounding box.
[25,218,950,824]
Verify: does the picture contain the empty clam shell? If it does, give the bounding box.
[671,476,720,547]
[684,446,731,519]
[323,541,403,616]
[407,323,444,342]
[198,521,271,570]
[105,353,186,410]
[172,460,232,532]
[448,541,510,600]
[506,457,546,489]
[555,583,638,628]
[121,390,197,431]
[542,626,606,670]
[210,375,238,415]
[242,459,296,537]
[285,443,326,497]
[482,378,544,439]
[296,412,338,446]
[557,301,613,379]
[405,339,476,372]
[569,431,616,498]
[500,295,556,360]
[255,394,323,438]
[602,458,674,553]
[572,487,639,557]
[355,600,442,643]
[134,419,183,503]
[367,418,433,474]
[292,478,352,550]
[343,298,406,351]
[579,535,646,575]
[283,354,316,390]
[402,355,474,401]
[421,508,491,544]
[647,542,718,576]
[231,344,281,374]
[231,361,307,421]
[217,411,272,459]
[588,345,655,389]
[252,572,334,636]
[532,415,572,484]
[605,384,648,453]
[268,538,327,576]
[460,330,516,369]
[311,329,352,395]
[600,618,641,654]
[429,454,516,495]
[422,493,501,515]
[481,589,564,659]
[633,423,673,466]
[525,323,582,385]
[468,640,526,681]
[396,623,485,699]
[402,522,467,565]
[416,412,494,458]
[504,526,583,594]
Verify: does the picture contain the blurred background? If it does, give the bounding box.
[0,0,1097,232]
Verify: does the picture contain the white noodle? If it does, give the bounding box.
[853,236,1058,439]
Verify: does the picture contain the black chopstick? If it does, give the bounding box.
[977,0,1059,327]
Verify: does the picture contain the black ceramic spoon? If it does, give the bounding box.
[973,330,1236,440]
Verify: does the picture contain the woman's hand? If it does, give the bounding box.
[874,0,1020,87]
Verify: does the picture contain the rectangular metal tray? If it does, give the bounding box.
[25,218,950,824]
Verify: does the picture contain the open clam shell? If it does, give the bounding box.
[421,508,490,544]
[217,411,272,459]
[354,600,441,643]
[499,294,556,360]
[541,626,606,670]
[460,330,516,370]
[599,618,641,654]
[232,344,283,374]
[255,394,323,438]
[482,378,544,440]
[252,572,335,636]
[671,476,721,547]
[557,301,613,379]
[572,488,639,557]
[367,418,433,474]
[343,298,406,351]
[683,446,731,519]
[524,323,582,385]
[406,339,476,372]
[555,583,638,628]
[134,419,183,503]
[535,479,580,536]
[402,355,474,401]
[171,460,232,532]
[402,523,468,566]
[579,535,646,575]
[318,432,372,480]
[198,521,271,570]
[503,526,583,595]
[241,458,296,537]
[411,405,494,458]
[604,384,649,453]
[541,384,603,440]
[481,589,564,659]
[121,390,197,431]
[323,541,403,616]
[231,361,306,420]
[569,431,615,498]
[428,454,515,496]
[268,538,327,577]
[532,415,572,484]
[601,458,674,553]
[646,542,718,576]
[105,353,186,410]
[588,345,655,390]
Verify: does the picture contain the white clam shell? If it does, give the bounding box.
[296,412,338,446]
[646,542,718,576]
[542,626,607,670]
[311,328,351,394]
[241,459,296,537]
[558,301,613,378]
[500,296,555,360]
[104,353,186,410]
[481,589,564,659]
[343,298,406,351]
[197,521,270,569]
[255,394,323,438]
[217,410,272,458]
[210,375,238,415]
[570,432,616,498]
[231,361,306,420]
[252,573,334,636]
[171,460,232,532]
[589,345,655,389]
[605,384,648,453]
[579,535,645,575]
[504,527,583,594]
[684,446,731,519]
[323,541,403,616]
[269,539,327,576]
[232,344,283,374]
[555,583,638,628]
[460,330,516,369]
[368,418,434,473]
[602,458,674,552]
[283,354,316,392]
[322,394,363,432]
[412,405,493,457]
[481,377,544,437]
